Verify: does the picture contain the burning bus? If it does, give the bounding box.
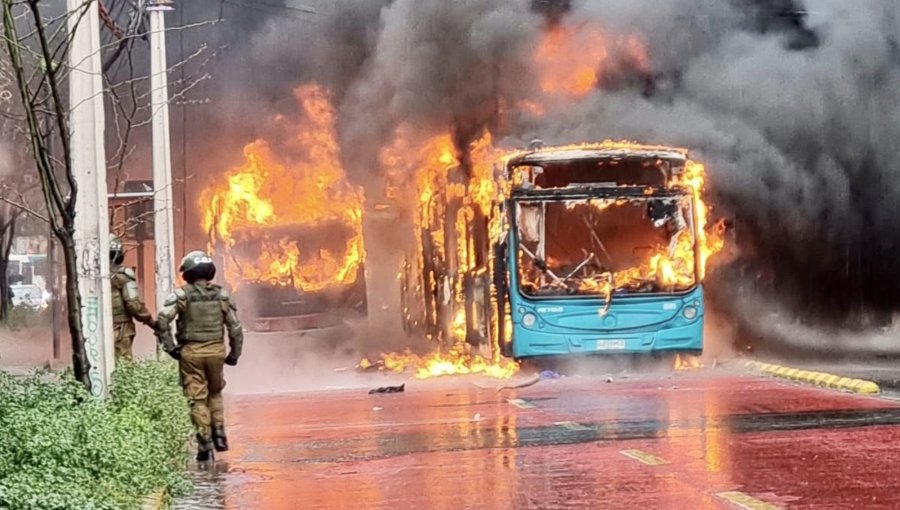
[401,140,722,360]
[200,86,367,332]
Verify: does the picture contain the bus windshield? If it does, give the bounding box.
[515,196,698,298]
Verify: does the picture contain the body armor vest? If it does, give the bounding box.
[111,270,129,325]
[176,284,225,343]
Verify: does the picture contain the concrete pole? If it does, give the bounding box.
[66,0,114,397]
[148,1,177,312]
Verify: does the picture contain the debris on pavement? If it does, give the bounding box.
[369,384,405,394]
[498,370,564,392]
[498,376,541,392]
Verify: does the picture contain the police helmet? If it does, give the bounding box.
[110,236,125,265]
[180,250,216,283]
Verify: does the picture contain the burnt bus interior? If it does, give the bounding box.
[515,196,696,297]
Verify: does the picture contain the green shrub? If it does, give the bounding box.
[0,360,193,510]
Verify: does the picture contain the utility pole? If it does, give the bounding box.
[148,0,177,314]
[66,0,114,397]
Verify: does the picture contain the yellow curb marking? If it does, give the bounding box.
[507,398,536,409]
[745,361,880,394]
[716,491,781,510]
[554,421,591,431]
[620,449,667,466]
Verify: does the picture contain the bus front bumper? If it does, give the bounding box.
[511,317,703,358]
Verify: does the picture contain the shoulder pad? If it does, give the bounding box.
[123,267,137,280]
[218,287,230,299]
[164,288,187,306]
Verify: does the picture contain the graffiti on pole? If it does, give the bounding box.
[81,238,101,290]
[85,295,104,397]
[81,238,106,397]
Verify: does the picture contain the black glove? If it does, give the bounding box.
[167,346,182,361]
[224,354,238,366]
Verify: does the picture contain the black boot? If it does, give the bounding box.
[196,436,215,463]
[212,426,229,452]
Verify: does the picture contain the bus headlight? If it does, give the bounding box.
[683,306,698,320]
[522,313,537,327]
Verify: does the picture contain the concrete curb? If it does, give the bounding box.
[745,361,881,395]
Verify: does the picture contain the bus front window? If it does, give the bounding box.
[516,197,697,298]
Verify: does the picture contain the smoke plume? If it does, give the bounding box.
[176,0,900,324]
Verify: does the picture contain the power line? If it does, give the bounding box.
[221,0,317,18]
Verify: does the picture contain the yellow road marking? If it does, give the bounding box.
[745,361,880,394]
[554,421,591,431]
[619,449,667,466]
[716,491,782,510]
[507,398,535,409]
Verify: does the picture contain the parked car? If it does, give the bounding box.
[10,284,48,309]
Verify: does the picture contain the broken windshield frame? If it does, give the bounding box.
[512,192,699,299]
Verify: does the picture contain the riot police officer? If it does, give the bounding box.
[155,251,243,463]
[109,236,155,359]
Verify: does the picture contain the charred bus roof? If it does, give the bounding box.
[505,142,689,167]
[505,142,690,189]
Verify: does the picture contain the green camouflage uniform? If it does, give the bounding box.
[110,265,154,359]
[156,279,243,452]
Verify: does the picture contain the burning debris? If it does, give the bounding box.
[359,345,519,380]
[673,354,703,371]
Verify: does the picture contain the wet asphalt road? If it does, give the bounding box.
[172,364,900,510]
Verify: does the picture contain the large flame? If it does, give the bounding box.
[535,25,610,97]
[201,85,364,293]
[532,24,651,101]
[368,130,518,379]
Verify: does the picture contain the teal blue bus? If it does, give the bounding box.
[402,142,706,360]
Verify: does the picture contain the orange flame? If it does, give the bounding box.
[674,354,703,371]
[535,25,609,97]
[532,25,651,101]
[362,345,519,380]
[370,129,516,379]
[675,161,726,280]
[201,84,364,293]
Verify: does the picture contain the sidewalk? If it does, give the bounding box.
[0,326,158,374]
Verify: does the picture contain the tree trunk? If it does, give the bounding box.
[59,231,90,390]
[0,216,16,322]
[0,258,8,322]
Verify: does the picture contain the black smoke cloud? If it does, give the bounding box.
[175,0,900,322]
[516,0,900,320]
[338,0,541,185]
